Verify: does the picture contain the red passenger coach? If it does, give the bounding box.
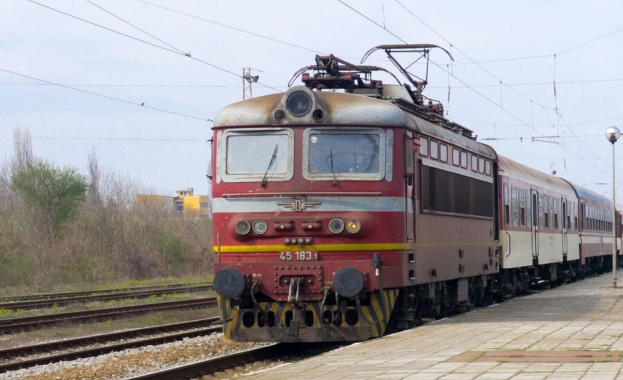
[210,46,500,342]
[497,156,579,291]
[572,184,616,273]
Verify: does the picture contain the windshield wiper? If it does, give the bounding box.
[261,145,278,188]
[329,149,337,187]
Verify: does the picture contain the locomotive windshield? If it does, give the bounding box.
[227,134,288,175]
[303,128,386,181]
[309,134,379,173]
[218,128,294,183]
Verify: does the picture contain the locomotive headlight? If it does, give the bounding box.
[345,218,361,234]
[328,218,345,234]
[252,219,268,235]
[235,220,251,235]
[286,91,312,117]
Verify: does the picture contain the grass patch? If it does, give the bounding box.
[1,275,213,298]
[0,292,214,320]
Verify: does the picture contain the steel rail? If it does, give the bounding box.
[0,285,214,311]
[0,318,222,373]
[0,282,212,303]
[0,298,217,334]
[125,344,285,380]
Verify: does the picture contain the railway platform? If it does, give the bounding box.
[251,273,623,379]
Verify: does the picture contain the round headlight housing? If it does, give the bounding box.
[252,219,268,235]
[345,218,361,234]
[235,220,251,235]
[286,91,312,117]
[328,218,344,234]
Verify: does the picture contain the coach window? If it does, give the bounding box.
[460,151,468,168]
[554,198,559,229]
[588,206,592,231]
[420,137,428,157]
[440,144,448,162]
[512,186,518,227]
[471,155,478,172]
[599,209,601,231]
[485,160,491,176]
[504,184,510,226]
[598,209,601,231]
[588,206,595,231]
[526,190,531,227]
[478,157,485,173]
[519,188,526,226]
[452,148,460,166]
[430,140,439,160]
[543,195,549,228]
[586,206,595,230]
[597,209,600,231]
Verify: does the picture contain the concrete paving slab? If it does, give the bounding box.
[249,273,623,379]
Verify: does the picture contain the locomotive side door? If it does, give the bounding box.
[405,134,416,241]
[562,198,568,260]
[531,189,540,262]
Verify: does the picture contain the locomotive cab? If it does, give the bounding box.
[211,84,406,342]
[212,47,499,342]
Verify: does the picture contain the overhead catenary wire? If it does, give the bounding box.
[86,0,186,55]
[135,0,323,56]
[0,67,213,122]
[9,1,623,178]
[25,0,281,94]
[338,0,611,179]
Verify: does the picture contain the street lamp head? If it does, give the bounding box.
[606,126,621,144]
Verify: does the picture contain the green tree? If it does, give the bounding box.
[12,160,89,239]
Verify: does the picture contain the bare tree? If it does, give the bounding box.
[0,128,34,212]
[12,128,33,173]
[87,147,102,208]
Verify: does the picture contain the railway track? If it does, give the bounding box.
[0,297,217,334]
[126,344,286,380]
[0,317,222,373]
[0,283,213,310]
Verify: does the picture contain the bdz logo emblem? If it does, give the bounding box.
[277,198,320,212]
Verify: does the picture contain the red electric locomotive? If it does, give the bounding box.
[210,45,501,342]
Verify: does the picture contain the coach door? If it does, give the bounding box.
[531,190,540,261]
[562,198,569,259]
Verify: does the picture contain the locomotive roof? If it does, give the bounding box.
[213,87,497,160]
[497,155,576,196]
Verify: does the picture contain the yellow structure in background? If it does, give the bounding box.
[177,188,210,218]
[137,188,209,218]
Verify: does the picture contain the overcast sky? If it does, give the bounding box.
[2,1,623,198]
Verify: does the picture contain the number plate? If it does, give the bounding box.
[279,251,318,261]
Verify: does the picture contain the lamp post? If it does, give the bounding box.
[606,126,620,287]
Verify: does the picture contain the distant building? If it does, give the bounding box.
[136,187,210,218]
